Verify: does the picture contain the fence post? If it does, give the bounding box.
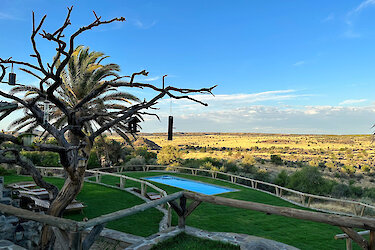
[120,177,125,188]
[95,172,101,183]
[360,205,366,217]
[307,197,312,207]
[70,231,82,250]
[178,195,187,229]
[167,206,172,227]
[345,238,352,250]
[370,230,375,250]
[141,183,147,196]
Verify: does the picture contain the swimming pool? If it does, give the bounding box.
[142,175,237,195]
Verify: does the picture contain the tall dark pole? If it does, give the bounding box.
[168,115,173,140]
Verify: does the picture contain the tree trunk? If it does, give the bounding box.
[40,133,92,249]
[40,175,84,249]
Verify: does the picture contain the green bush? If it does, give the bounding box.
[274,170,289,187]
[87,151,101,169]
[135,147,157,163]
[21,151,61,167]
[349,185,363,197]
[157,145,182,166]
[0,166,16,176]
[363,188,375,200]
[222,161,238,173]
[270,155,283,165]
[288,167,329,195]
[331,184,350,198]
[126,156,146,167]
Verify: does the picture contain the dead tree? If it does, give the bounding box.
[0,7,216,249]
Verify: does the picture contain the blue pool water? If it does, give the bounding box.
[143,175,236,195]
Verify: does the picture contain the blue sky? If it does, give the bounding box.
[1,0,375,134]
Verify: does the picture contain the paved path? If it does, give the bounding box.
[126,226,299,250]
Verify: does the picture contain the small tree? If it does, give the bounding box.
[157,145,182,166]
[0,7,215,248]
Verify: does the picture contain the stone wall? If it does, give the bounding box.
[0,214,42,249]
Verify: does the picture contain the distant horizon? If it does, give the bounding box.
[139,131,374,136]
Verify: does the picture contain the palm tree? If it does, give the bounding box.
[9,46,140,142]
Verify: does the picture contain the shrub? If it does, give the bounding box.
[222,161,238,173]
[288,167,328,195]
[157,145,182,166]
[349,185,363,197]
[87,151,101,169]
[182,159,202,169]
[331,184,350,198]
[270,155,283,165]
[242,154,256,166]
[364,188,375,200]
[21,151,61,167]
[135,147,157,163]
[0,166,16,176]
[254,169,271,182]
[126,156,146,170]
[274,170,289,187]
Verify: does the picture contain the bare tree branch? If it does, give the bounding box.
[0,148,59,199]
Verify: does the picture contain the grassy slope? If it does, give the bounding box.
[94,171,348,250]
[4,175,163,237]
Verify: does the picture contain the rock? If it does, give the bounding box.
[7,216,19,224]
[15,231,23,241]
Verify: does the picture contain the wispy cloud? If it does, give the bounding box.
[189,90,299,103]
[293,61,306,67]
[143,76,161,82]
[0,12,20,20]
[352,0,375,14]
[321,13,335,23]
[133,19,157,29]
[344,0,375,38]
[339,99,367,105]
[141,104,375,134]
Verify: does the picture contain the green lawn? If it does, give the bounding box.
[4,175,163,237]
[92,171,349,250]
[151,232,240,250]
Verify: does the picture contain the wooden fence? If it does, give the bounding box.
[93,164,375,218]
[2,190,375,249]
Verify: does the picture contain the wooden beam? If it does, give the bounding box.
[340,227,368,250]
[169,200,183,217]
[183,192,375,230]
[52,227,70,250]
[79,191,184,230]
[178,196,187,229]
[70,231,82,250]
[370,230,375,250]
[185,200,202,218]
[82,224,105,250]
[335,230,370,240]
[0,203,78,231]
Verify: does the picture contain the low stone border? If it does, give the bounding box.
[126,226,299,250]
[0,240,26,250]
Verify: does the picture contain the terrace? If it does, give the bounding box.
[1,165,374,249]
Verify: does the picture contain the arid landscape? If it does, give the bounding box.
[141,133,375,186]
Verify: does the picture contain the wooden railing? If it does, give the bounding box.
[85,169,168,198]
[335,230,370,250]
[2,191,375,249]
[95,164,375,218]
